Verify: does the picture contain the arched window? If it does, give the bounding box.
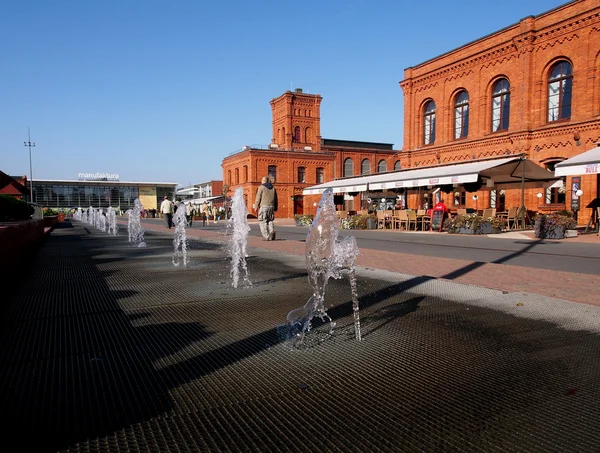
[454,91,469,139]
[394,160,402,171]
[316,167,324,184]
[297,166,306,183]
[280,127,285,144]
[305,127,311,142]
[234,168,239,185]
[343,158,354,177]
[243,165,248,183]
[361,159,371,175]
[268,165,277,182]
[227,170,232,186]
[548,61,572,122]
[294,126,301,143]
[424,100,436,145]
[377,160,387,173]
[491,78,510,132]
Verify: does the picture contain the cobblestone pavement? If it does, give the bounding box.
[2,220,600,452]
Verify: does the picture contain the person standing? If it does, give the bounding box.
[160,195,174,229]
[201,201,210,226]
[253,176,278,240]
[185,202,194,227]
[212,205,218,224]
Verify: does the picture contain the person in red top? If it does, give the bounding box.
[434,199,448,213]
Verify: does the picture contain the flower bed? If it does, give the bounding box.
[294,214,314,226]
[534,211,576,239]
[340,214,377,230]
[444,214,506,234]
[294,213,378,229]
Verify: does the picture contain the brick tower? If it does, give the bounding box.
[270,89,322,153]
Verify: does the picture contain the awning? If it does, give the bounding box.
[302,178,368,195]
[554,145,600,176]
[189,196,222,204]
[302,156,557,195]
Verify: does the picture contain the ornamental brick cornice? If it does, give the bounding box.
[534,11,600,43]
[255,157,288,164]
[410,10,600,91]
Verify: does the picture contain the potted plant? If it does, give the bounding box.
[534,211,576,239]
[340,213,377,230]
[444,213,506,234]
[294,214,314,226]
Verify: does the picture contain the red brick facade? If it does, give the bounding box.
[399,0,600,225]
[222,89,398,218]
[223,0,600,224]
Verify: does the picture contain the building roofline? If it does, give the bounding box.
[29,179,179,186]
[402,0,577,72]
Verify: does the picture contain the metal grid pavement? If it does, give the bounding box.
[1,222,600,452]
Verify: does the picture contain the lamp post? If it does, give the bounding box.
[221,184,230,219]
[472,194,479,213]
[574,189,583,223]
[23,127,35,203]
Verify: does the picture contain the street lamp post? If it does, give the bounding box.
[222,184,230,219]
[23,127,35,203]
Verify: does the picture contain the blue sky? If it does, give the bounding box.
[1,0,568,187]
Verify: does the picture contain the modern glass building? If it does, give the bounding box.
[28,179,178,211]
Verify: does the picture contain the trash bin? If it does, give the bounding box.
[367,218,377,230]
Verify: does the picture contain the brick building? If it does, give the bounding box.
[221,89,399,218]
[224,0,600,226]
[0,172,28,200]
[395,0,600,226]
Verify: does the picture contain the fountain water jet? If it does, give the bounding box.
[172,203,188,267]
[107,207,118,235]
[227,187,251,288]
[284,188,361,347]
[127,199,146,247]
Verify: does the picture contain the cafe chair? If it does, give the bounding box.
[376,211,387,229]
[506,207,518,229]
[482,208,496,219]
[406,209,418,231]
[417,209,431,231]
[393,209,408,230]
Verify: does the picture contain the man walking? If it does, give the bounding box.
[201,201,210,226]
[185,202,194,227]
[253,176,278,240]
[160,195,174,229]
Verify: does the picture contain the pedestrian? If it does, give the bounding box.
[185,202,194,227]
[201,201,210,226]
[212,205,218,224]
[174,198,182,213]
[253,175,278,240]
[160,195,174,229]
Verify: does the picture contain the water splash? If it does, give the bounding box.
[97,208,107,232]
[107,207,118,236]
[285,188,360,347]
[74,207,82,221]
[227,187,251,288]
[172,204,188,267]
[127,199,146,247]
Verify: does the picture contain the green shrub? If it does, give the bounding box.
[43,208,60,217]
[294,214,314,226]
[0,195,34,221]
[444,213,506,234]
[534,213,576,238]
[341,214,377,230]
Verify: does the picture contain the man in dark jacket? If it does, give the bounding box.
[253,176,278,240]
